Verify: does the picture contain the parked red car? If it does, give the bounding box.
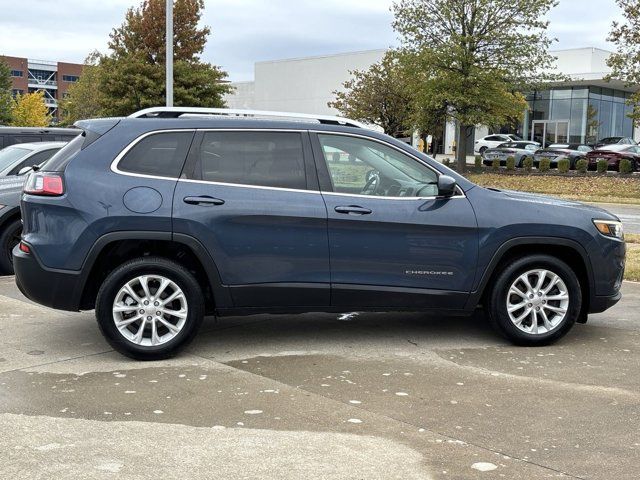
[586,144,640,172]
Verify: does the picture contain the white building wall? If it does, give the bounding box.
[250,50,386,115]
[224,81,256,109]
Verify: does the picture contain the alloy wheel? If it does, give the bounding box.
[112,275,188,346]
[506,269,569,335]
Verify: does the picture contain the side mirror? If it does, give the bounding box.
[437,175,457,197]
[18,166,33,176]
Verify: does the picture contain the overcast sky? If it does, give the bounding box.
[0,0,623,81]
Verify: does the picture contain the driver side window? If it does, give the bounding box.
[318,134,438,198]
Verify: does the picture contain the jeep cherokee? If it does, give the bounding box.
[13,108,626,360]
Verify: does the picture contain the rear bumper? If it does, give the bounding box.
[588,291,622,314]
[13,244,83,311]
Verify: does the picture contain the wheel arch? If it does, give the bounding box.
[468,237,594,319]
[0,207,21,231]
[78,232,231,313]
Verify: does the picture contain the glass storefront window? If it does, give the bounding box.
[551,99,571,120]
[598,100,613,139]
[551,89,572,100]
[569,98,588,143]
[523,87,634,145]
[572,88,589,99]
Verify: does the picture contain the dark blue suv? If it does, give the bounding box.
[13,107,626,360]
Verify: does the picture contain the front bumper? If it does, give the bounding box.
[588,291,622,314]
[13,244,83,311]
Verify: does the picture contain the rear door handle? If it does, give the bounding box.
[183,196,225,206]
[334,205,372,215]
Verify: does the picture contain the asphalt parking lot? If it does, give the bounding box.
[1,276,639,480]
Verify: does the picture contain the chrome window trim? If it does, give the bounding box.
[110,128,466,200]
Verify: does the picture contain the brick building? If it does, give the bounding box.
[1,55,83,122]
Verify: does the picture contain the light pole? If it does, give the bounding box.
[166,0,173,107]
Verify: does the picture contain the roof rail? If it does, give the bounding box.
[128,107,366,129]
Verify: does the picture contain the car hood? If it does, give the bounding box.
[492,188,619,219]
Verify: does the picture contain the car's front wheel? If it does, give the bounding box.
[486,255,581,346]
[0,218,22,275]
[95,257,205,360]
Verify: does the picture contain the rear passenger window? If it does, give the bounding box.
[193,131,307,190]
[118,131,194,178]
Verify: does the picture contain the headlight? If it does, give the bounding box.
[593,220,624,240]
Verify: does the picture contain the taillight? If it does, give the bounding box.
[24,172,64,196]
[19,242,31,254]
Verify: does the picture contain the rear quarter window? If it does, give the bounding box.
[117,131,195,178]
[190,131,307,190]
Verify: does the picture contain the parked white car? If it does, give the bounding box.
[474,134,539,154]
[0,142,66,177]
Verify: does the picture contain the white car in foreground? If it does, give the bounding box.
[474,134,539,154]
[0,142,67,177]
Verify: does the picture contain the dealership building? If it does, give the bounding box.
[1,55,83,122]
[225,47,638,153]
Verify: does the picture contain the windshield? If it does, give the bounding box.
[0,146,31,171]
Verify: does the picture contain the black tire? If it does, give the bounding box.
[0,218,22,275]
[486,255,582,346]
[479,146,488,154]
[95,257,205,360]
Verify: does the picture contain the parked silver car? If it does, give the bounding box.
[481,142,539,167]
[0,142,67,177]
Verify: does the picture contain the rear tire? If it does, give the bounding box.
[95,257,205,360]
[0,218,22,275]
[486,255,581,346]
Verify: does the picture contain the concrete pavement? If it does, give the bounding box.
[1,274,639,479]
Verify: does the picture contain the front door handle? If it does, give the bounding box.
[183,196,225,206]
[334,205,372,215]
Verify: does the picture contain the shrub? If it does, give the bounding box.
[597,159,608,173]
[522,156,533,172]
[492,158,500,170]
[620,158,633,174]
[558,158,570,174]
[475,155,482,168]
[443,157,451,167]
[576,159,588,174]
[539,157,551,172]
[506,156,515,170]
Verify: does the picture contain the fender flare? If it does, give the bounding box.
[77,231,232,309]
[466,236,594,310]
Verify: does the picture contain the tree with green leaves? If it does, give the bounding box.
[606,0,640,121]
[392,0,559,172]
[0,59,13,125]
[59,52,106,125]
[329,52,415,137]
[83,0,232,117]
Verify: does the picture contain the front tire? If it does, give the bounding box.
[95,257,205,360]
[486,255,581,346]
[0,218,22,275]
[479,146,488,154]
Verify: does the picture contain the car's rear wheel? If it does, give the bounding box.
[486,255,581,346]
[95,257,205,360]
[0,218,22,275]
